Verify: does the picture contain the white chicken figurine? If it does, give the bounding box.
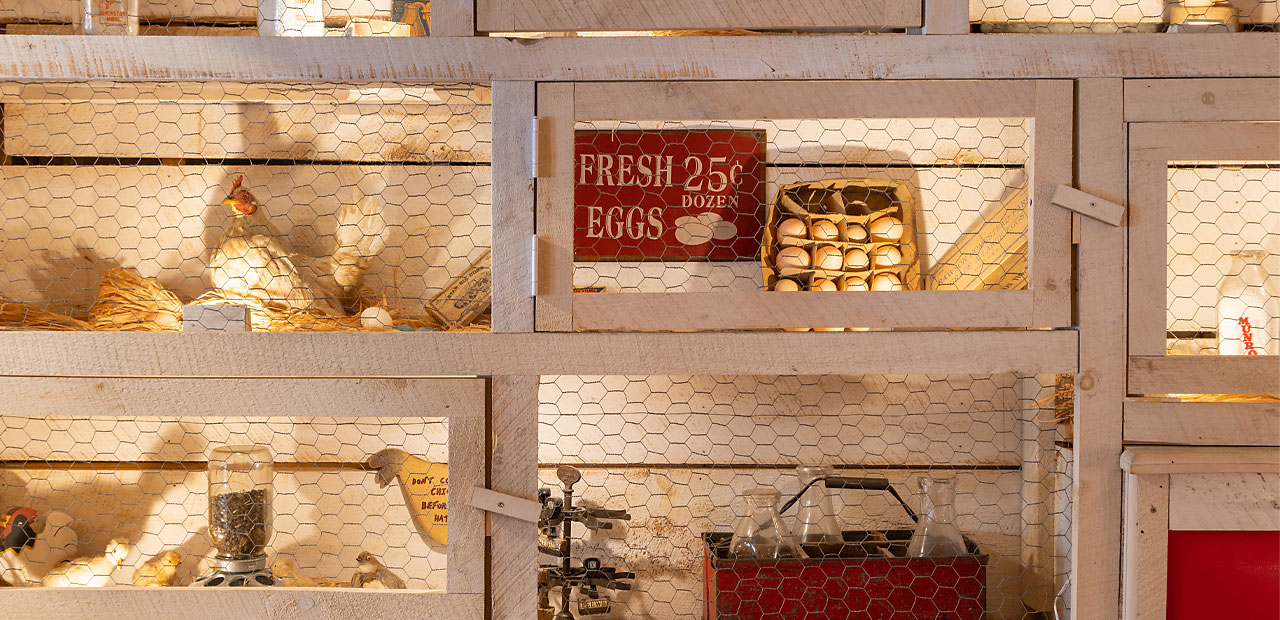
[208,176,388,315]
[41,539,130,587]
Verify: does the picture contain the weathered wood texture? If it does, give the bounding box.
[0,35,1277,82]
[1124,78,1280,122]
[1124,400,1280,446]
[1122,446,1280,475]
[1,590,484,620]
[476,0,921,31]
[489,376,538,620]
[1169,471,1280,531]
[533,82,573,331]
[490,81,534,333]
[1030,80,1073,327]
[0,0,406,23]
[1073,78,1125,620]
[1128,355,1280,395]
[1121,472,1168,620]
[0,331,1080,377]
[0,377,482,417]
[447,415,485,594]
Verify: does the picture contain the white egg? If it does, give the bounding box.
[777,217,807,239]
[871,273,903,291]
[810,278,838,292]
[844,248,870,270]
[813,245,845,271]
[846,224,868,243]
[360,306,394,329]
[839,276,868,291]
[773,278,802,292]
[775,246,811,270]
[808,219,840,241]
[869,216,904,241]
[871,245,903,268]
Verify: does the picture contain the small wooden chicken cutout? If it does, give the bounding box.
[368,449,448,545]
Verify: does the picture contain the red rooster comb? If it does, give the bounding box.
[223,175,258,215]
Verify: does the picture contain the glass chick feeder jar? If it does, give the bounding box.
[195,445,276,587]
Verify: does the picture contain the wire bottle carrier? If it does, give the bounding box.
[703,476,987,620]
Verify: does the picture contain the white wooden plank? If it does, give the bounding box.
[490,81,535,333]
[1124,400,1280,446]
[0,35,1276,82]
[1130,121,1280,162]
[446,415,485,594]
[469,487,540,522]
[476,0,921,31]
[534,82,574,331]
[1128,355,1280,395]
[1124,78,1280,122]
[489,376,538,620]
[0,0,400,23]
[571,290,1034,330]
[1051,184,1125,226]
[1030,80,1073,328]
[430,0,476,37]
[1122,472,1168,620]
[1,590,483,620]
[0,331,1081,377]
[1126,159,1170,357]
[0,377,483,418]
[919,0,970,34]
[1122,446,1280,475]
[1073,78,1125,620]
[1169,471,1280,530]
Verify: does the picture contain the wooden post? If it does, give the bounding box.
[429,0,476,36]
[911,0,969,34]
[1073,78,1126,619]
[491,81,536,333]
[489,375,539,620]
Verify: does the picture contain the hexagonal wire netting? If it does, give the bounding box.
[573,119,1030,312]
[538,374,1074,619]
[0,416,451,587]
[0,81,492,332]
[1165,163,1280,357]
[973,0,1278,32]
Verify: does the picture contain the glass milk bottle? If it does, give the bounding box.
[907,477,967,558]
[793,465,842,545]
[729,488,804,560]
[79,0,140,35]
[1217,248,1277,356]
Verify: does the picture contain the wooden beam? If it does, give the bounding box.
[491,81,535,333]
[431,0,476,37]
[0,331,1080,377]
[1130,121,1280,162]
[0,377,485,417]
[1128,355,1280,396]
[448,415,487,594]
[1124,78,1280,122]
[916,0,970,34]
[571,290,1035,330]
[1122,471,1168,620]
[1169,472,1280,531]
[488,376,539,620]
[1124,399,1280,446]
[1031,80,1074,328]
[475,0,921,31]
[1073,78,1126,620]
[1121,446,1280,475]
[534,82,574,331]
[1,590,484,620]
[0,34,1276,82]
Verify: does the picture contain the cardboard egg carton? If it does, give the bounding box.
[761,179,919,292]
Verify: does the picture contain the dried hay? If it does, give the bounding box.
[89,268,182,331]
[0,300,91,331]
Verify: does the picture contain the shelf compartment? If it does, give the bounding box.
[0,80,492,333]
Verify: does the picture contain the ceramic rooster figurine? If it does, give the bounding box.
[208,176,388,315]
[368,449,449,546]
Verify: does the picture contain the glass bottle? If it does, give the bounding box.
[208,445,274,564]
[793,465,842,545]
[907,477,966,558]
[78,0,140,35]
[1218,248,1277,356]
[729,488,804,560]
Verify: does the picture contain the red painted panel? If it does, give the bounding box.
[574,129,766,261]
[1168,530,1280,620]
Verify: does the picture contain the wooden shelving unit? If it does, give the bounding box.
[0,6,1276,620]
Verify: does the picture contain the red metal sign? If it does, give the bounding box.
[574,129,766,261]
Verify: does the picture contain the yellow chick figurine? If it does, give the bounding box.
[368,449,449,545]
[349,551,405,589]
[272,557,315,587]
[42,539,130,587]
[132,550,181,587]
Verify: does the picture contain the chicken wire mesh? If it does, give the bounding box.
[1165,163,1280,357]
[973,0,1278,32]
[0,80,493,332]
[572,119,1030,309]
[0,415,450,588]
[538,374,1074,620]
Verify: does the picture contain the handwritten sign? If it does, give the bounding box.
[574,129,765,261]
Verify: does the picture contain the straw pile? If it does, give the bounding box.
[0,300,91,331]
[89,268,182,331]
[191,291,490,332]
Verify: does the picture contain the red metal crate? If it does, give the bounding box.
[703,530,987,620]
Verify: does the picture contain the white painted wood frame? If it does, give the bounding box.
[1127,117,1280,394]
[488,376,539,620]
[1124,399,1280,446]
[476,0,921,32]
[1120,446,1280,620]
[535,80,1073,331]
[0,377,488,617]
